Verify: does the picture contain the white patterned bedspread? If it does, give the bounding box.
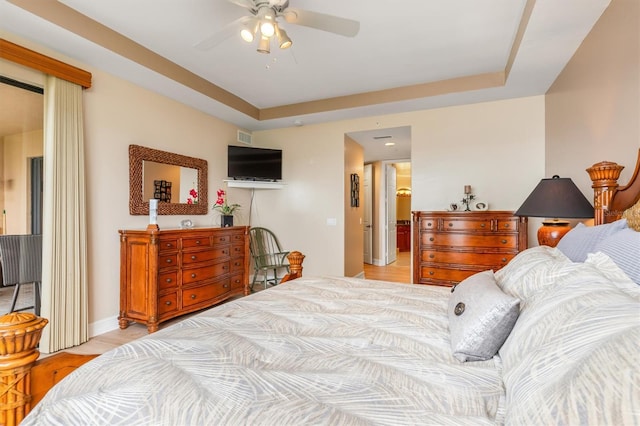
[25,277,505,426]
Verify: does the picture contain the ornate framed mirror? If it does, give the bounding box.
[129,145,208,215]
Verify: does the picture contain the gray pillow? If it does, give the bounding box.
[594,227,640,285]
[556,218,627,262]
[448,270,520,362]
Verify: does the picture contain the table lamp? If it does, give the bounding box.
[514,175,594,247]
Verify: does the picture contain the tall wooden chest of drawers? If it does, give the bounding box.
[119,226,249,333]
[412,211,527,286]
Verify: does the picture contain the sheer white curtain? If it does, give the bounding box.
[39,75,88,353]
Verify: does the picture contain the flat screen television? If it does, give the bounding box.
[227,145,282,181]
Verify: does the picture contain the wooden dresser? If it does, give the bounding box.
[119,226,249,333]
[412,211,527,286]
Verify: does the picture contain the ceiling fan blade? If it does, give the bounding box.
[194,16,251,51]
[283,8,360,37]
[226,0,255,10]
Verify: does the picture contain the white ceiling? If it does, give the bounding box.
[0,0,611,160]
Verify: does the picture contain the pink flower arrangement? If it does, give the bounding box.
[187,188,198,205]
[212,189,240,215]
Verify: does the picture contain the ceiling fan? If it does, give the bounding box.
[195,0,360,54]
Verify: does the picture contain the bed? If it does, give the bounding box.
[5,152,640,425]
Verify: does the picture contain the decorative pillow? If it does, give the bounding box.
[593,229,640,285]
[622,198,640,231]
[448,270,520,362]
[556,218,628,262]
[495,246,573,301]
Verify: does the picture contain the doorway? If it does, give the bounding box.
[346,126,411,282]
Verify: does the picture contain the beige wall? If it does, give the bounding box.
[546,0,639,196]
[344,136,364,277]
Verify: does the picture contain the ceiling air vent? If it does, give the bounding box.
[237,130,252,145]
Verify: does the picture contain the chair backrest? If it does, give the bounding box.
[0,234,43,286]
[249,227,286,268]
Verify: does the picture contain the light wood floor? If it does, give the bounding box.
[28,250,413,356]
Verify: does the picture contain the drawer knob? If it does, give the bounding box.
[191,273,197,278]
[234,261,241,266]
[504,224,510,228]
[166,259,172,264]
[501,239,507,244]
[223,265,228,270]
[190,294,196,299]
[429,271,434,276]
[501,257,507,262]
[191,255,197,260]
[166,243,172,248]
[234,279,241,284]
[427,222,432,227]
[165,301,172,306]
[480,223,486,228]
[223,250,229,255]
[195,240,201,245]
[448,222,453,227]
[165,278,172,283]
[429,237,434,242]
[223,284,230,289]
[429,254,435,259]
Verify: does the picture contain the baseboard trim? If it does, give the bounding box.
[89,315,119,338]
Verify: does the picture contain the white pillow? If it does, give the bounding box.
[556,218,627,262]
[495,246,572,302]
[593,228,640,285]
[448,270,520,362]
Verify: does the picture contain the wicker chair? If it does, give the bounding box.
[249,227,289,291]
[0,235,42,315]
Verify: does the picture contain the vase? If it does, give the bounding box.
[221,215,234,227]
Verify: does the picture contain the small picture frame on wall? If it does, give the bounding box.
[350,173,360,207]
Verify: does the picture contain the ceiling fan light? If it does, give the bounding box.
[276,26,292,49]
[259,9,276,37]
[257,36,270,54]
[240,21,258,43]
[260,20,275,38]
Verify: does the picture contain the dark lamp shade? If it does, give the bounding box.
[514,176,594,219]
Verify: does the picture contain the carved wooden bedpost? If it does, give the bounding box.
[280,251,305,283]
[587,160,624,225]
[0,312,47,425]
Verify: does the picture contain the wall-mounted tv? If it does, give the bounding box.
[227,145,282,181]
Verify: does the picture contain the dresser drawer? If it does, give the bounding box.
[182,247,229,265]
[158,238,179,253]
[182,262,229,284]
[230,244,245,257]
[497,218,519,231]
[419,218,438,230]
[158,271,178,291]
[182,236,211,249]
[418,266,480,285]
[421,250,515,268]
[211,234,232,246]
[158,292,178,317]
[441,218,492,232]
[230,257,244,272]
[182,280,231,308]
[229,273,244,290]
[158,253,178,269]
[421,232,518,249]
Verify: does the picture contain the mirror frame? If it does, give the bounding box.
[129,144,208,215]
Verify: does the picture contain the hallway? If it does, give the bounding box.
[363,250,411,283]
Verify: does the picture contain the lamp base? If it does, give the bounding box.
[537,220,571,247]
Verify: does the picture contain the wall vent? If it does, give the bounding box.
[237,130,252,145]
